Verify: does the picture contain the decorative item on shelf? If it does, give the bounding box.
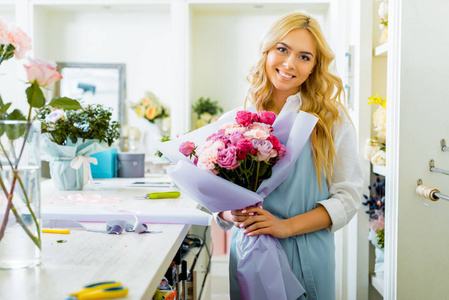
[0,18,82,269]
[363,176,385,274]
[121,125,141,153]
[131,91,170,157]
[133,91,169,134]
[36,103,121,190]
[192,97,223,129]
[364,93,386,166]
[377,0,388,44]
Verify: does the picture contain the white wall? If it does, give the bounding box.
[189,5,327,116]
[33,5,172,131]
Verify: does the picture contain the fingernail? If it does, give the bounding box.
[249,212,254,216]
[239,224,244,228]
[241,209,246,213]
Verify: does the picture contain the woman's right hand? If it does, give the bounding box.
[229,208,254,228]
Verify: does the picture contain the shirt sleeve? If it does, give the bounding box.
[212,212,234,231]
[317,109,364,233]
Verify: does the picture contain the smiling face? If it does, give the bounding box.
[265,28,316,108]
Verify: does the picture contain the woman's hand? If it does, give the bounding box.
[229,208,254,228]
[238,205,291,239]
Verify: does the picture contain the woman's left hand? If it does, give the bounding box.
[239,205,291,239]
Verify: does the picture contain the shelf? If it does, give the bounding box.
[374,43,388,56]
[373,164,387,176]
[371,273,384,296]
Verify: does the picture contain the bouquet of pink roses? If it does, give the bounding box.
[179,110,286,192]
[156,107,318,300]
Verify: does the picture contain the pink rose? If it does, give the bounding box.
[267,135,281,151]
[210,134,230,146]
[179,141,196,157]
[258,110,276,125]
[237,150,247,161]
[252,139,274,161]
[236,138,253,153]
[197,147,220,172]
[217,146,239,170]
[7,25,31,59]
[25,58,62,87]
[219,122,245,136]
[277,144,287,158]
[230,131,244,145]
[244,128,270,140]
[248,122,273,134]
[251,113,259,123]
[235,110,252,127]
[0,18,9,44]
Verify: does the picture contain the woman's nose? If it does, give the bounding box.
[283,55,295,69]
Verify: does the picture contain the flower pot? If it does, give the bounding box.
[0,121,41,269]
[49,158,84,190]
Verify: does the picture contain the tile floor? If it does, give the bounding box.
[210,255,230,300]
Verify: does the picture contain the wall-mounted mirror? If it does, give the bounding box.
[54,62,126,149]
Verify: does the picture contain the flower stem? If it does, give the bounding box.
[0,130,41,250]
[254,161,260,192]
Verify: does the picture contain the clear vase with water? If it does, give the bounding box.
[0,121,41,269]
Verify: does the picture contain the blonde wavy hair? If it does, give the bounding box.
[245,11,345,188]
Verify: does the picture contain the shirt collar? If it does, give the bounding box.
[280,91,302,113]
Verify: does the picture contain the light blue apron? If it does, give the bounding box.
[229,139,335,300]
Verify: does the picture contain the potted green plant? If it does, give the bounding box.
[36,103,121,190]
[192,97,223,128]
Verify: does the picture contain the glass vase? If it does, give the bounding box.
[0,120,41,269]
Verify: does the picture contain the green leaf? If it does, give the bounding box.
[7,109,26,121]
[5,109,27,140]
[0,102,11,113]
[26,81,46,108]
[48,97,82,110]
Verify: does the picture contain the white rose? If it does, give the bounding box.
[45,109,64,123]
[373,107,386,139]
[364,139,381,161]
[376,127,386,140]
[371,150,386,166]
[378,1,388,19]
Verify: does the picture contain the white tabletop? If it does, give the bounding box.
[0,175,203,300]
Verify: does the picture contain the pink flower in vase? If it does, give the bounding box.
[25,57,62,87]
[7,25,32,59]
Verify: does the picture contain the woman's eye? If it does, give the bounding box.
[277,47,288,54]
[299,55,310,61]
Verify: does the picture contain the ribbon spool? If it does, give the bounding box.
[416,184,440,201]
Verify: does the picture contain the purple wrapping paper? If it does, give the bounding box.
[236,231,305,300]
[156,108,318,299]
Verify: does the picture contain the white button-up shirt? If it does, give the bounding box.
[214,92,363,233]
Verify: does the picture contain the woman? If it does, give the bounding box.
[214,11,363,300]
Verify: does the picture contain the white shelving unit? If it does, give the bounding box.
[373,164,387,177]
[371,273,384,297]
[367,2,388,299]
[374,43,388,56]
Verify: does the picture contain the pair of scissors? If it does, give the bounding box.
[133,191,181,199]
[67,281,128,300]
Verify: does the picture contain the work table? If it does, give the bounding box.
[0,175,208,300]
